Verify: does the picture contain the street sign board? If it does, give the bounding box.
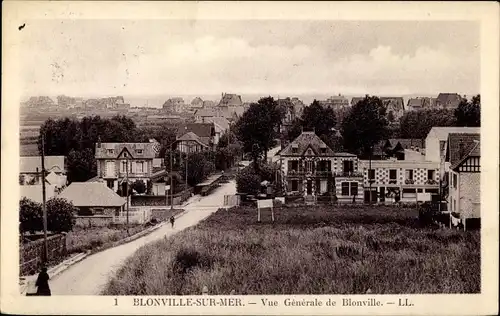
[417,193,432,202]
[257,199,273,209]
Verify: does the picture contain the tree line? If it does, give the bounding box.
[233,94,481,161]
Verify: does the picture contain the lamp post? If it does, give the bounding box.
[126,154,130,235]
[40,133,48,264]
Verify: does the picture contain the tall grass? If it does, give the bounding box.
[103,206,480,295]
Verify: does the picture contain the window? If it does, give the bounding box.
[136,149,143,155]
[292,145,298,154]
[121,161,127,172]
[405,169,414,180]
[453,173,458,189]
[291,161,298,171]
[123,152,128,158]
[106,180,114,189]
[368,169,375,180]
[417,188,423,193]
[402,188,416,198]
[93,208,104,215]
[136,161,144,173]
[427,170,435,180]
[343,160,354,174]
[107,149,114,155]
[305,161,313,172]
[351,182,358,196]
[389,169,397,179]
[291,180,298,191]
[341,182,358,196]
[320,147,327,154]
[341,182,350,196]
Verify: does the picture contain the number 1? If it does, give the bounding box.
[114,298,118,306]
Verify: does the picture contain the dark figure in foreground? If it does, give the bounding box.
[170,215,175,228]
[35,266,51,296]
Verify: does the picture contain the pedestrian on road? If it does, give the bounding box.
[170,215,175,228]
[35,266,51,296]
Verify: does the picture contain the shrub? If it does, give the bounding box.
[46,198,77,232]
[19,197,43,234]
[132,180,146,194]
[236,168,261,195]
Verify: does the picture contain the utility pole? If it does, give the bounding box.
[41,133,48,264]
[126,155,130,235]
[170,143,174,210]
[369,145,373,205]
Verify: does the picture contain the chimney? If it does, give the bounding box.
[97,136,102,148]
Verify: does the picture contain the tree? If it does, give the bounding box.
[235,97,281,161]
[19,174,25,185]
[301,100,337,136]
[132,180,147,194]
[455,95,480,127]
[181,151,215,187]
[19,198,43,235]
[399,109,455,139]
[46,198,76,232]
[285,118,304,143]
[67,148,97,183]
[341,95,389,157]
[236,167,261,195]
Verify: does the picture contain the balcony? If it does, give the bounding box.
[405,179,415,185]
[334,171,363,178]
[425,179,438,185]
[287,170,332,177]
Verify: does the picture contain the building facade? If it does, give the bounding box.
[95,142,157,192]
[279,131,363,204]
[445,133,480,229]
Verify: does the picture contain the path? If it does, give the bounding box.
[49,180,236,295]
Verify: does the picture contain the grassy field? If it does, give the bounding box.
[103,205,480,295]
[66,225,149,254]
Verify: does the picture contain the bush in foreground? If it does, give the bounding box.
[103,205,480,295]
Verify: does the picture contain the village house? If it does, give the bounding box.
[359,159,440,204]
[58,182,126,216]
[279,130,363,204]
[278,98,297,133]
[20,184,58,204]
[175,123,216,152]
[406,97,436,111]
[217,93,245,122]
[351,96,404,121]
[371,138,426,160]
[424,126,480,165]
[95,142,158,193]
[162,97,186,113]
[19,156,66,186]
[436,93,462,109]
[290,97,305,116]
[444,133,480,230]
[190,97,204,111]
[319,95,349,111]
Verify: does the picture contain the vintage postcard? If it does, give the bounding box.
[1,1,499,315]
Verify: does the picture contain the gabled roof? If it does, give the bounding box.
[445,133,480,170]
[176,132,210,147]
[191,97,204,107]
[20,184,57,204]
[407,98,425,109]
[176,123,215,139]
[95,143,156,159]
[437,93,462,107]
[58,182,126,207]
[218,93,243,107]
[426,127,480,141]
[208,116,230,131]
[20,156,65,174]
[351,97,365,106]
[380,97,404,111]
[387,138,425,150]
[194,108,216,117]
[280,131,335,156]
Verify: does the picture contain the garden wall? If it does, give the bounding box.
[131,188,193,207]
[20,234,67,276]
[74,216,114,228]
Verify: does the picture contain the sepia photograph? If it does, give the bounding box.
[1,1,498,315]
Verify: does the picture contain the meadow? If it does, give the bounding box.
[103,205,480,295]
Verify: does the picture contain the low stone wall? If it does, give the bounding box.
[74,216,114,228]
[20,234,67,276]
[131,188,193,206]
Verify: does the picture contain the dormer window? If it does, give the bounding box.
[291,144,298,154]
[123,152,128,158]
[107,149,114,155]
[136,149,143,155]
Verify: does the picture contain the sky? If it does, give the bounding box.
[19,20,480,98]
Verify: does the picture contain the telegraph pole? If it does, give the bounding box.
[369,145,373,205]
[41,133,48,264]
[126,155,130,235]
[170,143,174,210]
